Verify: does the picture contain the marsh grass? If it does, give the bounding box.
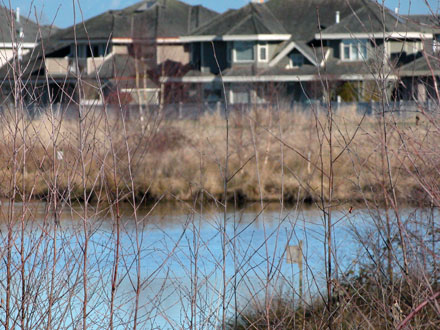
[0,105,430,206]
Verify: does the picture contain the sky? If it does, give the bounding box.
[4,0,440,28]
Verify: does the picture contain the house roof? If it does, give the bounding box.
[0,0,217,79]
[0,6,55,44]
[188,0,365,41]
[399,54,440,77]
[265,0,364,41]
[189,2,288,37]
[320,0,424,37]
[405,15,440,34]
[54,0,218,41]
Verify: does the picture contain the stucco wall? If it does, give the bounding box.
[157,44,190,65]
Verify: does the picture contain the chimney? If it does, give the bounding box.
[16,7,20,23]
[335,11,340,24]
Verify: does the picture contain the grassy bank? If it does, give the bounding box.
[0,105,432,206]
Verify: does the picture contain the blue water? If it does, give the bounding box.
[0,203,388,329]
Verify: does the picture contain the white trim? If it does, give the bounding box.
[0,42,36,48]
[180,34,291,43]
[111,38,133,44]
[161,76,216,83]
[163,74,399,83]
[156,38,181,44]
[269,41,319,67]
[269,41,296,66]
[315,32,433,39]
[180,35,217,42]
[63,39,113,44]
[257,42,269,62]
[80,99,103,106]
[121,88,160,92]
[223,34,291,41]
[320,49,331,67]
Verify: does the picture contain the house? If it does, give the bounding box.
[0,6,54,68]
[0,0,218,108]
[163,0,432,106]
[392,15,440,103]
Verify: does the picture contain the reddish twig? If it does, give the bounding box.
[397,291,440,330]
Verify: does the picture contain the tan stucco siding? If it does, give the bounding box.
[0,48,30,67]
[156,44,190,65]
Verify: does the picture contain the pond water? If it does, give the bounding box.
[0,201,410,329]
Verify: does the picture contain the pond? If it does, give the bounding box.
[0,201,414,329]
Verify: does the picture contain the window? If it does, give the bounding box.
[434,35,440,53]
[88,44,111,57]
[289,53,304,67]
[70,44,86,58]
[234,41,254,62]
[258,43,268,62]
[341,39,368,61]
[70,44,111,58]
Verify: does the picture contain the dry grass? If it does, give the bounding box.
[0,105,433,205]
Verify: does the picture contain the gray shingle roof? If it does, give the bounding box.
[399,54,440,76]
[405,15,440,33]
[0,6,55,44]
[190,0,372,40]
[190,2,287,36]
[321,0,423,35]
[264,0,364,40]
[54,0,218,41]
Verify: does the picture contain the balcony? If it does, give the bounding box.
[45,56,107,76]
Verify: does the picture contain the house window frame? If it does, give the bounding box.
[258,42,268,62]
[233,41,255,63]
[340,39,368,61]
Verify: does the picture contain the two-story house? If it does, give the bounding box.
[164,0,431,106]
[0,0,218,107]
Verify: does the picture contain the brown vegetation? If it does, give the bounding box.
[0,105,431,206]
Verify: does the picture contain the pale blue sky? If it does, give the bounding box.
[5,0,440,28]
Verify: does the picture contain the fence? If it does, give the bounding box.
[6,100,439,120]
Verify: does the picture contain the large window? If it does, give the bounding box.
[341,39,368,61]
[234,41,255,62]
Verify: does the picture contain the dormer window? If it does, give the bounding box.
[234,41,255,62]
[288,53,304,68]
[341,39,368,61]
